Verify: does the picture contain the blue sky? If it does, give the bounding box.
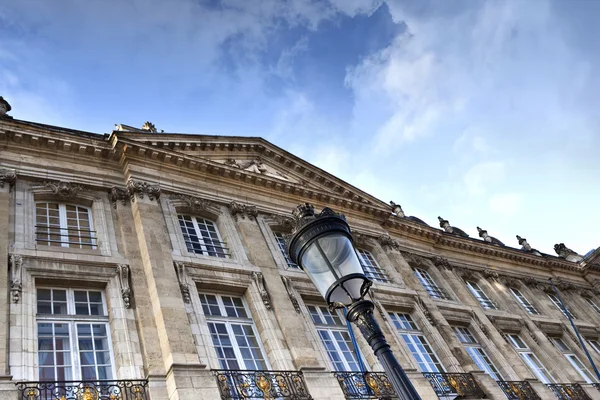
[1,0,599,255]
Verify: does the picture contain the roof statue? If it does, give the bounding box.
[141,121,158,133]
[389,201,428,226]
[0,96,11,118]
[554,243,583,262]
[516,235,542,256]
[438,217,469,238]
[477,227,505,246]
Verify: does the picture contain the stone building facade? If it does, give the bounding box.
[1,98,600,400]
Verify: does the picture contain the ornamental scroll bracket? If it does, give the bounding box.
[116,264,132,308]
[127,179,161,202]
[269,214,295,231]
[229,201,258,221]
[110,187,129,208]
[281,276,301,313]
[174,262,191,304]
[415,296,435,326]
[0,169,17,190]
[9,254,22,303]
[377,234,401,252]
[431,256,452,271]
[252,271,271,310]
[369,291,387,321]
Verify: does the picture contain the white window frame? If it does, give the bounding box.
[587,339,600,355]
[547,293,576,319]
[413,268,450,300]
[36,287,115,381]
[389,312,444,373]
[35,202,97,249]
[453,327,503,380]
[273,232,299,269]
[465,281,497,310]
[177,215,229,258]
[551,337,595,383]
[507,334,555,384]
[199,293,269,370]
[584,297,600,315]
[307,304,364,372]
[356,249,389,283]
[510,287,539,315]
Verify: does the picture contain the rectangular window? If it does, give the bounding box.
[307,304,363,372]
[453,327,503,380]
[356,249,389,283]
[35,203,96,249]
[510,288,539,315]
[551,337,595,383]
[389,312,444,372]
[36,288,112,381]
[413,268,450,300]
[178,215,228,258]
[199,293,268,370]
[273,232,299,269]
[584,298,600,315]
[547,293,576,319]
[587,339,600,355]
[466,281,497,310]
[507,334,555,384]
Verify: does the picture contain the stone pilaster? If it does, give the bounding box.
[0,182,11,376]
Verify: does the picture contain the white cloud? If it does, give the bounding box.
[488,193,523,216]
[462,161,505,197]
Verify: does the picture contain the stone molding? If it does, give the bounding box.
[252,272,271,310]
[415,297,435,326]
[369,291,387,321]
[174,262,191,304]
[110,187,129,208]
[281,276,301,313]
[9,254,22,303]
[171,194,221,215]
[127,179,160,202]
[116,264,132,308]
[377,234,401,251]
[351,232,375,248]
[0,168,16,189]
[228,201,258,221]
[267,214,295,230]
[431,256,452,271]
[44,180,85,198]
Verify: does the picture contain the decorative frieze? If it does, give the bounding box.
[377,234,401,251]
[482,269,499,280]
[174,262,191,304]
[281,276,301,313]
[44,180,85,198]
[252,272,271,310]
[0,169,16,189]
[9,254,23,303]
[116,264,132,308]
[229,201,258,221]
[431,256,452,271]
[127,179,161,202]
[111,187,129,208]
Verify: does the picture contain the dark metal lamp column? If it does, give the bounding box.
[286,204,422,400]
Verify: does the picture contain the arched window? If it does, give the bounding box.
[35,202,96,249]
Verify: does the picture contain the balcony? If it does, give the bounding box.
[546,384,591,400]
[497,381,541,400]
[16,380,149,399]
[422,372,485,398]
[332,371,398,399]
[213,370,313,399]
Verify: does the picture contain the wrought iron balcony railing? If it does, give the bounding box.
[422,372,485,398]
[332,371,398,399]
[16,380,149,400]
[546,383,591,400]
[497,380,541,400]
[213,370,313,399]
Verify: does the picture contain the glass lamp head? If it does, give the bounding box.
[286,204,371,306]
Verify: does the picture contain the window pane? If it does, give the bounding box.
[357,249,389,283]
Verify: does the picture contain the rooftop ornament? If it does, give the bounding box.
[554,243,583,262]
[477,227,505,246]
[389,201,428,226]
[438,217,469,238]
[516,235,542,256]
[0,96,12,118]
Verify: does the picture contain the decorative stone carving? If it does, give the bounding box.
[377,234,401,251]
[9,254,22,303]
[172,194,220,214]
[44,180,85,198]
[0,96,11,117]
[522,277,538,287]
[110,187,129,208]
[127,179,161,201]
[352,232,374,247]
[438,217,469,238]
[554,278,578,292]
[520,321,539,345]
[457,268,477,281]
[498,275,520,287]
[174,262,191,304]
[252,272,271,310]
[431,256,452,271]
[483,269,499,280]
[369,291,387,321]
[281,276,301,313]
[389,201,405,217]
[477,227,505,246]
[141,121,157,133]
[416,297,435,326]
[269,214,295,230]
[535,282,553,293]
[554,243,583,262]
[0,169,17,189]
[469,312,490,338]
[224,158,289,181]
[229,201,258,221]
[516,235,542,256]
[116,264,132,308]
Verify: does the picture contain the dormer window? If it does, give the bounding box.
[177,215,228,258]
[35,203,96,249]
[356,249,389,283]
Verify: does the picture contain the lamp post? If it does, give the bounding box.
[286,204,422,400]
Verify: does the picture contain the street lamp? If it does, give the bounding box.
[286,204,422,400]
